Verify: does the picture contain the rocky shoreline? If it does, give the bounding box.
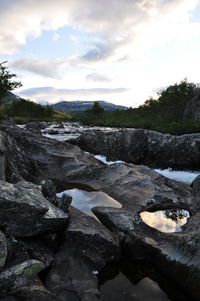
[0,120,200,300]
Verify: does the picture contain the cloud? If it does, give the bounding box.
[86,73,112,83]
[0,0,199,62]
[19,86,128,102]
[11,57,68,79]
[52,33,61,42]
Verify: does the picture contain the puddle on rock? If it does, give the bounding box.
[140,208,190,233]
[99,260,188,301]
[57,189,122,217]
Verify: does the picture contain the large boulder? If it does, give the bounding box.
[71,128,200,169]
[91,185,200,301]
[0,181,68,237]
[46,207,120,301]
[0,121,104,186]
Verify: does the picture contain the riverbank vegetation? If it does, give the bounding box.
[79,79,200,135]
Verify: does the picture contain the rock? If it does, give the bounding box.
[0,181,68,237]
[7,238,54,269]
[90,190,200,300]
[71,128,200,170]
[15,277,58,301]
[24,122,43,135]
[0,231,7,269]
[46,207,120,300]
[41,180,56,203]
[55,193,72,213]
[70,163,193,213]
[191,175,200,196]
[0,260,45,297]
[0,120,104,186]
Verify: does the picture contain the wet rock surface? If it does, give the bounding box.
[46,207,120,301]
[0,119,200,300]
[0,181,68,237]
[0,121,103,185]
[71,128,200,170]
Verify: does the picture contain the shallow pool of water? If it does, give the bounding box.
[99,260,187,301]
[140,209,190,233]
[57,189,122,217]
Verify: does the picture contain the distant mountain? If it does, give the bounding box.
[51,100,128,112]
[0,91,21,105]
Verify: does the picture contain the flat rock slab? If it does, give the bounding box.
[68,163,193,213]
[0,181,68,237]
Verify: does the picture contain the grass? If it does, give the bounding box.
[79,110,200,135]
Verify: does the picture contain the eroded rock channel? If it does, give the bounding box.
[0,120,199,300]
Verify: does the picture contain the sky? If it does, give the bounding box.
[1,0,200,107]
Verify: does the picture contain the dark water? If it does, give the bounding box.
[140,208,190,233]
[99,261,188,301]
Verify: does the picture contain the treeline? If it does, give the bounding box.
[4,99,54,118]
[79,80,200,134]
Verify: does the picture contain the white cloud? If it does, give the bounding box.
[11,57,68,79]
[52,33,61,42]
[19,86,128,102]
[86,72,112,82]
[0,0,200,61]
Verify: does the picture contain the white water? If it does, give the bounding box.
[93,154,200,185]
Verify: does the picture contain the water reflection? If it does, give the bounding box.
[57,189,122,217]
[99,260,187,301]
[101,273,169,301]
[140,209,190,233]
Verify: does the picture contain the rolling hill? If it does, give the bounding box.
[51,100,128,112]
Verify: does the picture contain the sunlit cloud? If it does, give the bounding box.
[19,86,128,102]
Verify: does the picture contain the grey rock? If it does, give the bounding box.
[46,207,120,301]
[72,163,193,213]
[41,180,56,203]
[0,181,68,237]
[191,175,200,196]
[72,128,200,170]
[7,238,54,269]
[0,260,45,297]
[24,122,46,135]
[55,193,72,213]
[0,231,7,269]
[15,277,58,301]
[0,121,103,186]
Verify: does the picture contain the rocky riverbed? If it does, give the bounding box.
[0,120,200,300]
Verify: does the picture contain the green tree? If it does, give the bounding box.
[0,61,22,100]
[86,101,105,115]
